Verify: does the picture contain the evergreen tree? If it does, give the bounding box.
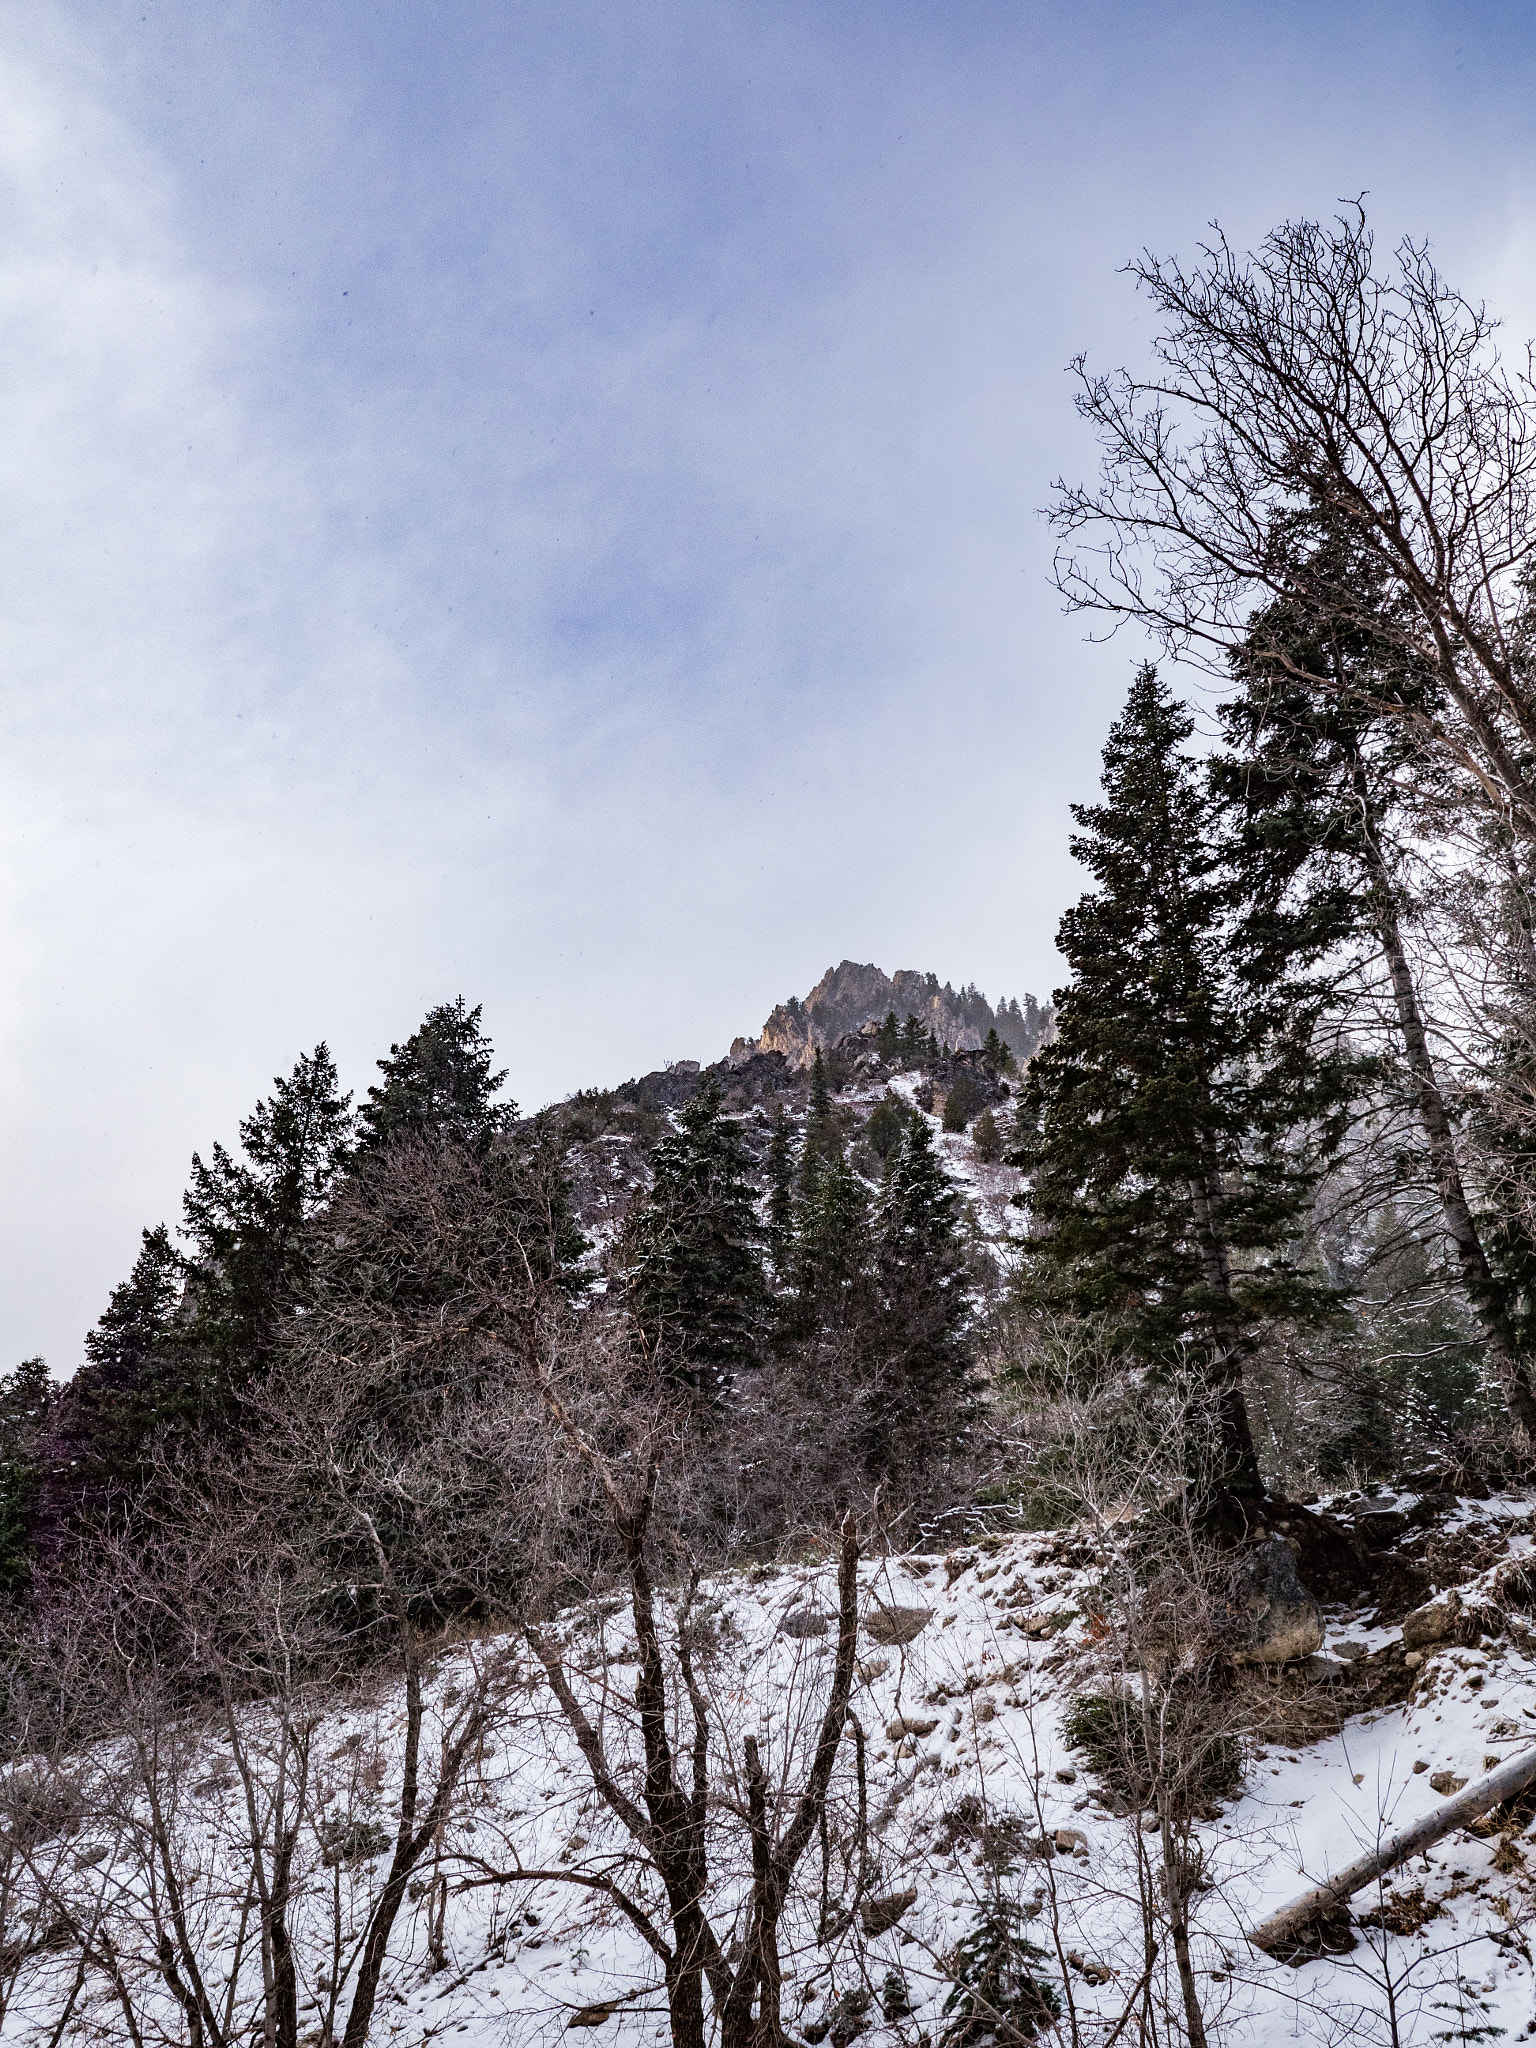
[765,1106,795,1273]
[972,1109,1003,1164]
[877,1011,901,1061]
[179,1044,354,1387]
[50,1225,189,1521]
[623,1077,767,1398]
[1215,532,1536,1438]
[791,1153,875,1345]
[804,1048,839,1164]
[356,997,513,1157]
[1014,665,1351,1496]
[865,1116,975,1473]
[0,1358,50,1595]
[982,1027,1012,1072]
[900,1013,926,1062]
[864,1092,910,1163]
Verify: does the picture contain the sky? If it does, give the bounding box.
[5,0,1536,1373]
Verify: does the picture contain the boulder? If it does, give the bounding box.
[865,1604,933,1647]
[781,1609,833,1639]
[860,1888,918,1936]
[1230,1537,1323,1665]
[884,1716,938,1742]
[1402,1591,1462,1650]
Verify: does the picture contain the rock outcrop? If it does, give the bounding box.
[1230,1536,1325,1665]
[734,961,1051,1070]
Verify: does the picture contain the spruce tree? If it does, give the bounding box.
[792,1152,874,1345]
[179,1044,354,1388]
[765,1106,795,1273]
[804,1047,839,1164]
[0,1358,50,1594]
[356,997,513,1156]
[877,1011,901,1061]
[623,1076,767,1398]
[865,1116,974,1473]
[1015,665,1350,1497]
[900,1013,926,1062]
[52,1225,188,1519]
[1216,534,1536,1438]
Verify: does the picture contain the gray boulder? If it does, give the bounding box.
[1230,1537,1323,1665]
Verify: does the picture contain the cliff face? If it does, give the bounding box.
[735,960,1051,1069]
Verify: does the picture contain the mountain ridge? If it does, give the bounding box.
[730,959,1052,1070]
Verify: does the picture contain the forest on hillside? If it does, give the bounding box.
[5,208,1536,2045]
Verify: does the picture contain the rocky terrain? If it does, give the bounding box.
[733,963,1052,1071]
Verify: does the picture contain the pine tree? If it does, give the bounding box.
[766,1106,795,1273]
[877,1011,900,1061]
[0,1358,50,1595]
[804,1048,839,1164]
[356,997,513,1157]
[50,1225,188,1521]
[623,1077,767,1398]
[900,1013,926,1062]
[179,1044,354,1388]
[1015,665,1351,1496]
[865,1116,975,1473]
[1216,533,1536,1439]
[793,1153,874,1344]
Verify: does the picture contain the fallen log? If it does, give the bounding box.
[1248,1743,1536,1954]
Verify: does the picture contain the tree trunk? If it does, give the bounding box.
[1187,1164,1264,1495]
[1368,865,1536,1437]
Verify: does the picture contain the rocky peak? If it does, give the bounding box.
[731,960,1051,1070]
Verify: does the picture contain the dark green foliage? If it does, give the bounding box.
[972,1110,1002,1164]
[804,1048,840,1165]
[179,1043,354,1387]
[1062,1690,1241,1815]
[791,1154,874,1341]
[982,1028,1013,1073]
[1015,665,1354,1493]
[356,998,513,1157]
[865,1116,975,1471]
[900,1013,927,1061]
[941,1899,1060,2047]
[53,1225,188,1519]
[623,1076,767,1397]
[0,1359,50,1595]
[942,1071,984,1133]
[864,1092,910,1162]
[766,1107,795,1272]
[877,1011,901,1061]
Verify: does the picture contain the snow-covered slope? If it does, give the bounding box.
[10,1498,1534,2046]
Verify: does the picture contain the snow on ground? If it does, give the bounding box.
[9,1504,1535,2046]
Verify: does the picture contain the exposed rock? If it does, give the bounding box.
[865,1604,934,1646]
[884,1716,938,1741]
[750,961,1051,1070]
[1429,1770,1467,1795]
[780,1609,834,1639]
[1054,1827,1089,1855]
[567,2003,620,2028]
[1230,1536,1324,1665]
[860,1888,918,1936]
[1402,1591,1462,1650]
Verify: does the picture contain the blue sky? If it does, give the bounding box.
[4,0,1536,1370]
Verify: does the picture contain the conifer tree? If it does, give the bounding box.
[51,1225,188,1521]
[1015,665,1351,1496]
[900,1013,926,1062]
[1216,535,1536,1439]
[877,1011,900,1061]
[179,1044,354,1387]
[0,1358,50,1595]
[356,997,513,1157]
[623,1077,767,1398]
[865,1116,975,1472]
[766,1106,795,1273]
[803,1047,839,1164]
[792,1152,874,1346]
